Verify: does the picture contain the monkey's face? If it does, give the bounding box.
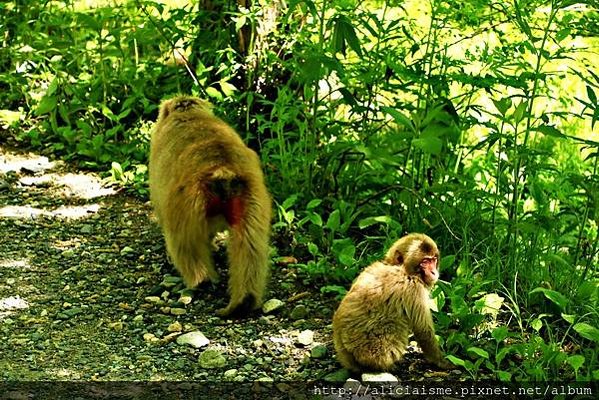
[418,254,439,286]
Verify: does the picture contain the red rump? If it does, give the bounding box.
[206,196,244,226]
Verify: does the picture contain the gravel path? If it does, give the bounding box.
[0,145,460,398]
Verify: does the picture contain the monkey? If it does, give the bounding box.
[332,233,453,372]
[149,95,272,317]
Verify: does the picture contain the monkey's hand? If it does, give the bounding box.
[434,357,454,370]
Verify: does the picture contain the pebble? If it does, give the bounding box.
[297,329,314,346]
[176,331,210,348]
[361,372,398,382]
[290,304,307,320]
[167,321,182,332]
[310,345,327,359]
[262,298,284,314]
[198,348,226,369]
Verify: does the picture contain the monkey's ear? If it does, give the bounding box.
[392,249,403,265]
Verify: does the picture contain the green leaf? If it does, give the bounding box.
[358,215,394,229]
[496,370,512,382]
[306,199,322,209]
[512,100,528,124]
[531,318,542,332]
[535,124,564,139]
[492,326,509,343]
[219,81,237,96]
[412,135,442,155]
[440,255,455,270]
[529,287,569,310]
[35,96,57,115]
[326,209,341,231]
[467,347,489,359]
[206,87,222,100]
[573,323,599,343]
[307,212,323,227]
[567,355,585,371]
[307,242,319,256]
[282,195,298,210]
[587,85,597,105]
[492,97,512,116]
[337,243,355,266]
[446,355,466,367]
[381,106,414,131]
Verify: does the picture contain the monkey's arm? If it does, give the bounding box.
[409,292,453,369]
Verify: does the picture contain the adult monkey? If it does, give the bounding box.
[149,95,272,317]
[333,233,453,371]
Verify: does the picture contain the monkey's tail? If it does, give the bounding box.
[207,167,246,199]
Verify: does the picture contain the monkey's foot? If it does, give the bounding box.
[216,294,257,318]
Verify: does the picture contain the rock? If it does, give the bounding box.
[289,304,307,320]
[361,372,398,383]
[262,298,284,314]
[167,321,182,332]
[144,296,163,305]
[177,331,210,348]
[198,348,226,369]
[323,368,351,383]
[143,333,159,343]
[170,308,186,315]
[120,246,134,255]
[310,345,327,359]
[223,369,238,380]
[297,329,314,346]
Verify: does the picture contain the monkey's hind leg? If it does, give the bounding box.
[164,226,219,288]
[218,222,269,316]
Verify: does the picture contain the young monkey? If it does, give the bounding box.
[149,95,272,317]
[332,233,453,372]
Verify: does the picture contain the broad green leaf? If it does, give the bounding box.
[306,199,322,209]
[467,347,489,359]
[492,97,512,116]
[358,215,393,229]
[337,243,355,266]
[567,355,585,371]
[496,370,512,382]
[307,242,319,256]
[412,135,442,155]
[380,106,414,130]
[535,124,564,138]
[206,87,222,99]
[446,355,466,367]
[573,323,599,343]
[307,212,323,227]
[219,81,237,96]
[440,255,455,270]
[512,100,528,124]
[282,195,298,210]
[529,287,568,310]
[492,326,509,343]
[475,293,504,316]
[326,209,341,231]
[35,95,57,115]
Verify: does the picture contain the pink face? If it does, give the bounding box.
[419,255,439,286]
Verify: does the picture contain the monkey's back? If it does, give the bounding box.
[149,101,267,227]
[332,261,427,371]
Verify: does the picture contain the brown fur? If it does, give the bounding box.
[149,95,272,316]
[332,233,452,372]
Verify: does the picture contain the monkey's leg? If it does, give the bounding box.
[219,222,269,316]
[164,227,219,288]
